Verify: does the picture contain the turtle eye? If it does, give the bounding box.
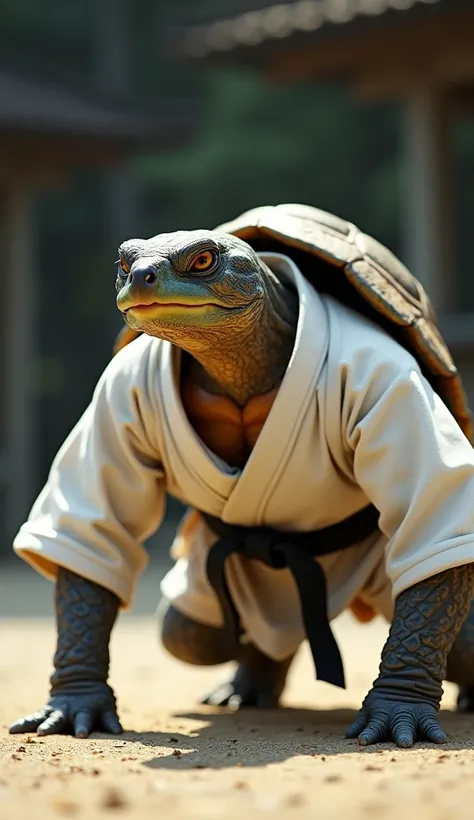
[189,250,217,274]
[119,257,130,275]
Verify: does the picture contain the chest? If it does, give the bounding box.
[181,377,279,468]
[159,347,364,530]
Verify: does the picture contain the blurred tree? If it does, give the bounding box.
[137,69,400,254]
[0,0,95,73]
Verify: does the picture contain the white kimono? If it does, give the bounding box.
[13,253,474,662]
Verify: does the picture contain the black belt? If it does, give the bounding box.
[202,504,380,690]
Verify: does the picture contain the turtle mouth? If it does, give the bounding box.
[121,300,242,319]
[123,301,230,316]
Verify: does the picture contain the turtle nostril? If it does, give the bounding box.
[144,270,157,285]
[130,264,158,287]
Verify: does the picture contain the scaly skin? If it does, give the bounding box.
[10,229,474,742]
[347,565,474,747]
[10,568,122,738]
[115,232,298,405]
[446,596,474,710]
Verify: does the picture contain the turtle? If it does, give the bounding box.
[10,202,474,749]
[114,202,472,443]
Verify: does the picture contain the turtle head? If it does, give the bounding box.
[115,230,271,352]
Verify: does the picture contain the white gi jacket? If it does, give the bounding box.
[13,253,474,661]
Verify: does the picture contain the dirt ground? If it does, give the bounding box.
[2,579,474,820]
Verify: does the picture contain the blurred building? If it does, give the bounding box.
[177,0,474,394]
[0,51,188,547]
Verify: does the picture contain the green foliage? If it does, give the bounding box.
[0,0,95,72]
[137,68,401,253]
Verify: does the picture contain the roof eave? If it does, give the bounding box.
[0,110,193,151]
[0,48,194,148]
[171,0,453,69]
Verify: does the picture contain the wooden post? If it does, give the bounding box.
[3,185,37,542]
[402,85,454,313]
[97,0,143,343]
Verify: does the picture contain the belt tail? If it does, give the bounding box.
[282,543,346,689]
[206,537,242,645]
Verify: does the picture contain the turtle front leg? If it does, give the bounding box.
[158,601,293,708]
[346,564,474,748]
[9,568,122,738]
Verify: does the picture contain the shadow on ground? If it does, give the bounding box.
[114,706,474,770]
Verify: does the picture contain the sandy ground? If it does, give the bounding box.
[2,564,474,820]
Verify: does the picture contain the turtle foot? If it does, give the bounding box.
[200,643,293,710]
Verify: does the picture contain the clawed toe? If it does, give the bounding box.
[200,683,240,708]
[200,681,280,709]
[200,646,291,710]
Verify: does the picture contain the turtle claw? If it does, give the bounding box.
[200,682,239,708]
[200,679,280,710]
[199,644,293,710]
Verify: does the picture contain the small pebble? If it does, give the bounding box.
[101,787,128,810]
[285,792,305,807]
[52,798,79,815]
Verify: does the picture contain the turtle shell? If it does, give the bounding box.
[113,324,142,355]
[215,203,472,442]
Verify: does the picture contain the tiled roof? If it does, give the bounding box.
[0,51,190,147]
[181,0,444,59]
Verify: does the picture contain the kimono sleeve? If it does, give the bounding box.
[343,338,474,600]
[13,338,167,608]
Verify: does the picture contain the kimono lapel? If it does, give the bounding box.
[221,252,329,526]
[156,252,329,523]
[157,341,239,515]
